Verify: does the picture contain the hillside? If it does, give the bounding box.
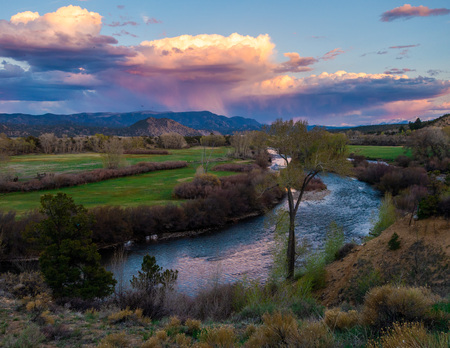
[125,117,202,136]
[149,111,262,134]
[0,110,262,136]
[317,216,450,307]
[426,113,450,128]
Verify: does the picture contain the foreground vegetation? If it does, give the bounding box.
[0,120,449,347]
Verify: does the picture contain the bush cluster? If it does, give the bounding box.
[0,161,187,193]
[354,163,428,196]
[123,149,170,155]
[212,163,261,172]
[92,171,284,245]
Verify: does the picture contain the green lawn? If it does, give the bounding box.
[5,147,231,181]
[348,145,412,161]
[0,147,240,214]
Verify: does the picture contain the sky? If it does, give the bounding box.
[0,1,449,126]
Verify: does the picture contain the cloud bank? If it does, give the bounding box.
[381,4,450,22]
[0,6,449,125]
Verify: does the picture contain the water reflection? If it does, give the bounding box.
[104,174,380,295]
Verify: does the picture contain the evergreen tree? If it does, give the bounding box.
[35,193,116,299]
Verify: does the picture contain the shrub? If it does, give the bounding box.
[418,195,440,219]
[354,163,392,185]
[188,283,236,321]
[324,308,360,330]
[290,297,325,320]
[41,323,72,340]
[201,325,236,347]
[123,149,169,155]
[388,232,401,251]
[98,332,130,348]
[185,318,202,335]
[369,193,396,238]
[212,163,260,172]
[394,155,411,168]
[107,307,148,325]
[302,253,327,290]
[335,243,356,260]
[174,333,192,347]
[0,271,48,298]
[305,177,327,191]
[324,222,345,264]
[362,285,439,329]
[91,206,132,245]
[366,322,450,348]
[296,321,334,348]
[376,166,428,196]
[438,195,450,218]
[2,323,45,348]
[246,311,300,347]
[394,185,429,212]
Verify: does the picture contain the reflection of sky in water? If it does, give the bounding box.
[104,174,381,296]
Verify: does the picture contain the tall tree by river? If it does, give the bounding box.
[267,119,350,280]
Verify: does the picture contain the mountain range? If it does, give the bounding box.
[0,111,262,137]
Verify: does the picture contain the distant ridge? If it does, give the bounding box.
[0,110,262,136]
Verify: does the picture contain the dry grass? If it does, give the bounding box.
[97,332,131,348]
[107,307,150,325]
[362,285,439,328]
[324,308,360,330]
[366,322,450,348]
[246,311,301,347]
[201,325,237,347]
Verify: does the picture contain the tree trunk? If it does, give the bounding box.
[287,212,296,280]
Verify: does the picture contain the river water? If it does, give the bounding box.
[104,173,381,295]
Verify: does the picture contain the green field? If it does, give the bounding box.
[348,145,412,161]
[0,147,242,214]
[5,147,232,181]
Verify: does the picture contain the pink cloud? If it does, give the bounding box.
[384,68,416,75]
[275,52,317,73]
[107,21,138,27]
[143,16,162,25]
[0,6,449,125]
[389,44,420,49]
[381,4,450,22]
[321,48,344,61]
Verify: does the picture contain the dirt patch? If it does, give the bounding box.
[317,216,450,306]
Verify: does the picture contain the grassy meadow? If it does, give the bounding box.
[5,147,231,181]
[0,147,241,214]
[348,145,412,161]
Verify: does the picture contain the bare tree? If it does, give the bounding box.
[101,137,124,169]
[159,132,187,149]
[39,133,57,154]
[267,119,350,280]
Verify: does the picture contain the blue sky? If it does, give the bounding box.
[0,0,449,125]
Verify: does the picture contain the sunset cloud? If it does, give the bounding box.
[274,52,317,73]
[384,68,416,75]
[0,6,449,125]
[381,4,450,22]
[321,48,344,61]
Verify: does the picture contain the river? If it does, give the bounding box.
[103,173,381,295]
